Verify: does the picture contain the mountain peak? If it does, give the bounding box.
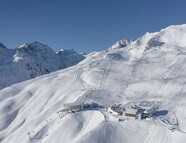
[18,41,50,50]
[0,42,7,49]
[17,41,56,56]
[111,39,133,49]
[158,24,186,47]
[30,41,49,48]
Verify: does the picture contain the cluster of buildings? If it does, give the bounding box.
[107,105,157,121]
[57,101,157,121]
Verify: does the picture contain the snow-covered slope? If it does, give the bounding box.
[0,42,85,90]
[1,24,186,143]
[57,49,85,68]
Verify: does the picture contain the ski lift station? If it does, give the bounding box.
[57,102,104,115]
[107,105,157,121]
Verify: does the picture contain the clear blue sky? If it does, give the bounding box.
[1,0,186,53]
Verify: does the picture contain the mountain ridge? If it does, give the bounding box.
[0,41,85,90]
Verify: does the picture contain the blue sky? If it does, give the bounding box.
[1,0,186,53]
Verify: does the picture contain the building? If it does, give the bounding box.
[123,108,138,119]
[107,104,157,121]
[70,105,83,112]
[107,107,119,115]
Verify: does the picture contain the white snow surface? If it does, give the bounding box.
[1,24,186,143]
[0,42,85,90]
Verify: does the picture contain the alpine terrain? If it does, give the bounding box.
[1,24,186,143]
[0,42,85,90]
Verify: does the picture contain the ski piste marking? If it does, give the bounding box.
[113,49,147,104]
[27,102,186,142]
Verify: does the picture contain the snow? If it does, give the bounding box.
[111,39,133,49]
[57,49,85,67]
[1,24,186,143]
[0,42,85,90]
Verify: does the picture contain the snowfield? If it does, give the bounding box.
[1,24,186,143]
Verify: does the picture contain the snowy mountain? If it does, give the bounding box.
[57,49,85,68]
[1,24,186,143]
[0,42,85,90]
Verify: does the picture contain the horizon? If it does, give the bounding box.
[0,23,184,54]
[1,0,186,53]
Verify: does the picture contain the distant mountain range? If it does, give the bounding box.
[0,41,85,89]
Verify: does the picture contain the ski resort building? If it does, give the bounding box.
[107,105,157,121]
[58,102,103,116]
[70,105,83,112]
[57,105,83,114]
[123,108,138,119]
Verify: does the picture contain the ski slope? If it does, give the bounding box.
[1,24,186,143]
